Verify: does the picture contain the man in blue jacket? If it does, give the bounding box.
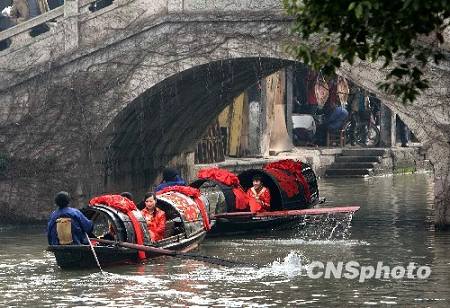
[155,168,186,192]
[325,106,349,131]
[47,191,93,245]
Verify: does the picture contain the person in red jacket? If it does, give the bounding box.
[246,175,271,213]
[141,192,166,242]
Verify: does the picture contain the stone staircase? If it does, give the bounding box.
[325,148,387,178]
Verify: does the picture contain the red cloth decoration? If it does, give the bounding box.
[264,159,311,202]
[157,185,201,198]
[157,187,211,230]
[232,187,250,211]
[197,167,249,211]
[197,167,240,187]
[246,187,271,213]
[193,197,211,231]
[264,168,299,198]
[89,195,146,260]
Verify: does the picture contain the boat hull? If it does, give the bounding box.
[48,230,206,269]
[208,207,360,236]
[209,215,302,236]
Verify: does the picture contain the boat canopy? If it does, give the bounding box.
[157,191,207,237]
[191,160,319,213]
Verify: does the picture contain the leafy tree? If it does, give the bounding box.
[283,0,449,103]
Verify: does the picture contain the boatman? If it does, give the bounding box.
[141,192,166,242]
[246,175,271,213]
[47,191,93,245]
[155,168,186,192]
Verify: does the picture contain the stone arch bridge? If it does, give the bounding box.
[0,0,449,224]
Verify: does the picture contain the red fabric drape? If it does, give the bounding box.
[264,168,299,198]
[157,185,201,198]
[193,197,211,231]
[306,70,318,105]
[89,195,146,260]
[232,187,250,210]
[197,168,240,186]
[157,186,211,230]
[264,160,311,202]
[197,167,249,211]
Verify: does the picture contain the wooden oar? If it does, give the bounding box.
[92,238,253,267]
[85,233,105,274]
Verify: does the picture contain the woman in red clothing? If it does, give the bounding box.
[141,192,166,242]
[246,176,271,213]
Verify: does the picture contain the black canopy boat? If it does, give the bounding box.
[47,189,211,269]
[191,159,360,236]
[48,159,359,268]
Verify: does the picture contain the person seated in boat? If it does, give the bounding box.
[246,175,271,213]
[155,168,186,192]
[141,192,166,242]
[47,191,93,245]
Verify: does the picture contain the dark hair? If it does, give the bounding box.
[144,192,156,201]
[120,192,133,201]
[252,175,263,182]
[54,191,70,208]
[162,168,178,182]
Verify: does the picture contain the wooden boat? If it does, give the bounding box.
[210,207,360,236]
[192,159,360,236]
[48,191,209,269]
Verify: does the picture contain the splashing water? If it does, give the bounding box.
[293,212,355,240]
[267,251,308,278]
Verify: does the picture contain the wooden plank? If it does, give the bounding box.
[261,73,277,156]
[218,105,231,127]
[239,91,249,156]
[285,66,294,139]
[269,69,293,153]
[228,93,245,156]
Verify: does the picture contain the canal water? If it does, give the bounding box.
[1,173,450,307]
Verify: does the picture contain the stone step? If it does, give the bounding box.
[325,168,372,177]
[335,156,381,163]
[341,149,386,157]
[330,162,378,169]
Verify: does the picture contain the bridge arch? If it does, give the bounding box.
[97,57,294,193]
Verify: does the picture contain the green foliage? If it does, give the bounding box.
[283,0,450,103]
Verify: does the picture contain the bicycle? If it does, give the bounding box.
[344,112,380,147]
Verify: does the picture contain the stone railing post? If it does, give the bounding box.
[168,0,183,12]
[285,66,294,139]
[380,104,396,147]
[64,0,80,51]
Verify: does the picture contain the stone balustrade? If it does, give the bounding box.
[0,0,100,52]
[0,0,283,55]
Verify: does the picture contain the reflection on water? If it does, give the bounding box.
[1,174,450,306]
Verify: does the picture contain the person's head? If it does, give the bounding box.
[162,168,178,182]
[120,192,133,201]
[252,175,263,189]
[144,192,157,211]
[54,191,70,209]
